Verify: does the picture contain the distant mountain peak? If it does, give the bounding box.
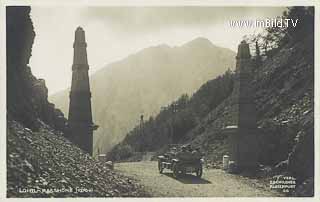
[183,37,213,48]
[150,44,171,51]
[157,43,171,49]
[138,43,171,55]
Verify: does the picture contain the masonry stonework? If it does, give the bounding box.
[224,40,259,171]
[68,27,97,155]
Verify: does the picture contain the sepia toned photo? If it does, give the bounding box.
[3,1,317,199]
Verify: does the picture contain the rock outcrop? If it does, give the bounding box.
[6,6,67,133]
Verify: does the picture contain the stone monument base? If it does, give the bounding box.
[69,123,93,155]
[223,125,259,172]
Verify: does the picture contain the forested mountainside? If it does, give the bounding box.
[50,37,235,154]
[108,70,234,158]
[6,6,148,197]
[109,7,314,196]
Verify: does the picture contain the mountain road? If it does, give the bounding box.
[115,161,284,197]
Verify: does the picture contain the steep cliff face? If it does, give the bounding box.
[6,6,67,132]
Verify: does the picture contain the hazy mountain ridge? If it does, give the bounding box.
[50,37,236,154]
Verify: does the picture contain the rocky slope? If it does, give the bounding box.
[50,37,235,154]
[6,6,148,197]
[7,120,148,197]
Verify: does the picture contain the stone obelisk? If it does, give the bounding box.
[223,40,259,171]
[68,27,97,156]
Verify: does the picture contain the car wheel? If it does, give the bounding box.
[158,161,164,174]
[172,163,179,178]
[196,165,203,178]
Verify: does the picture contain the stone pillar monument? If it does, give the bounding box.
[68,27,97,156]
[223,40,259,171]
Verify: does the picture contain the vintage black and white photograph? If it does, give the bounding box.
[3,1,318,199]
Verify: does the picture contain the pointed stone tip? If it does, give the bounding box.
[237,40,251,59]
[76,26,84,32]
[74,26,86,43]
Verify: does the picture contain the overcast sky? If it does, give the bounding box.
[29,6,286,95]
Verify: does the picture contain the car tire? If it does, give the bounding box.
[196,165,203,178]
[158,160,164,174]
[173,163,179,178]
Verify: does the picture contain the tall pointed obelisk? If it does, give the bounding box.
[223,40,259,171]
[68,27,97,156]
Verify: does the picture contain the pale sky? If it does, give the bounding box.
[29,6,286,95]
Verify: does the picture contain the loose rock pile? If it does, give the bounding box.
[7,120,149,197]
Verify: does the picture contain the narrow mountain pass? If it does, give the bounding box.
[115,161,284,197]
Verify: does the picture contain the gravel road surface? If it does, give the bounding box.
[115,161,284,197]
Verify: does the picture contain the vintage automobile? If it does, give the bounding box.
[157,145,204,178]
